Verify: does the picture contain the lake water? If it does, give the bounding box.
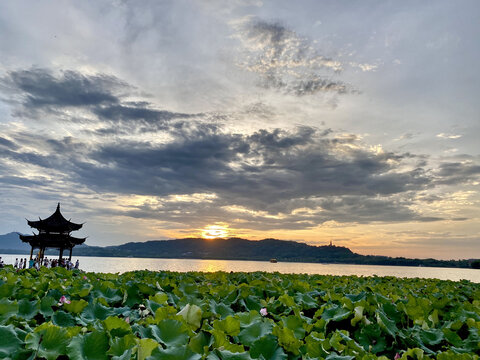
[1,254,478,283]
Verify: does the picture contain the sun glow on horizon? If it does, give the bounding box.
[201,223,230,239]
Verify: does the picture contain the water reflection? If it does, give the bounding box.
[196,260,228,273]
[1,254,478,283]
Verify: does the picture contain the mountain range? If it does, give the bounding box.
[0,232,31,252]
[1,232,475,268]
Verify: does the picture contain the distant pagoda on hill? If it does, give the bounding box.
[19,203,86,261]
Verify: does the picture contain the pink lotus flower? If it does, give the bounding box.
[260,308,268,316]
[394,353,401,360]
[83,276,87,280]
[125,316,130,324]
[58,295,71,306]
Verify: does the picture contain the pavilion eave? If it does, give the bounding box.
[20,234,86,249]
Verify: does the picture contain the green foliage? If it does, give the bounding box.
[67,330,110,360]
[137,338,159,360]
[0,266,478,359]
[0,325,23,359]
[151,319,190,347]
[148,344,201,360]
[25,323,70,360]
[249,334,287,359]
[177,303,203,330]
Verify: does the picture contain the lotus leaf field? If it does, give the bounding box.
[0,267,479,359]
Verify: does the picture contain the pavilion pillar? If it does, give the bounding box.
[29,246,33,260]
[59,248,63,261]
[68,248,72,261]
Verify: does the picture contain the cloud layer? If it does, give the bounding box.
[1,68,478,236]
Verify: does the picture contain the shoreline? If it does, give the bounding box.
[0,250,477,269]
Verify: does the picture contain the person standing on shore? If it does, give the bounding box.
[14,258,18,269]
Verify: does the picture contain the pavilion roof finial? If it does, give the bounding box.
[26,203,83,232]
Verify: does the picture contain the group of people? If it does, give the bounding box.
[13,258,28,269]
[4,256,81,270]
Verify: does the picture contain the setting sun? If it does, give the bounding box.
[201,224,229,239]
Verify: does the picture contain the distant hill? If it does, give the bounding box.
[73,237,359,263]
[0,232,31,253]
[71,237,473,268]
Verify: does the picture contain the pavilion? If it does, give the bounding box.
[19,203,86,262]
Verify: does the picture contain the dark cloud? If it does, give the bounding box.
[2,68,123,109]
[0,175,49,189]
[291,76,349,96]
[316,196,441,223]
[93,103,196,125]
[247,20,291,58]
[78,130,244,196]
[235,18,351,96]
[0,146,58,169]
[0,68,196,132]
[247,126,315,149]
[435,162,480,185]
[0,137,18,150]
[46,137,90,154]
[415,194,443,203]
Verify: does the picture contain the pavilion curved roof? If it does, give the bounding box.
[20,233,86,249]
[27,203,83,232]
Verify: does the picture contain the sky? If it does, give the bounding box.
[0,0,479,260]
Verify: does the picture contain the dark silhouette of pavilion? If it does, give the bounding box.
[19,203,86,261]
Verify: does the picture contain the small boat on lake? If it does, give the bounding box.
[270,258,277,263]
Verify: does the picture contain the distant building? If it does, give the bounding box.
[19,203,86,261]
